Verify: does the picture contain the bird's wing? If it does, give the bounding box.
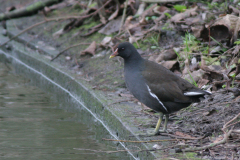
[142,60,202,103]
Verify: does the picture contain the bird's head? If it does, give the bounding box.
[109,42,138,60]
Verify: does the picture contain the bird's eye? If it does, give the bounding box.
[121,48,125,50]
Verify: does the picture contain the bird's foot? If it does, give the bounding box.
[136,129,168,137]
[146,130,160,136]
[147,128,169,135]
[159,129,169,133]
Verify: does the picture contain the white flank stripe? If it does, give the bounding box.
[146,84,168,112]
[184,92,204,96]
[184,90,212,96]
[206,90,212,94]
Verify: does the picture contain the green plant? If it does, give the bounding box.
[181,33,200,61]
[164,12,172,18]
[173,5,186,12]
[230,72,236,87]
[187,70,198,87]
[145,16,158,21]
[210,37,227,52]
[161,22,172,31]
[143,33,161,49]
[234,39,240,45]
[183,33,200,52]
[207,2,218,9]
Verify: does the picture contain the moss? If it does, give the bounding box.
[174,152,200,160]
[82,19,100,30]
[89,2,97,8]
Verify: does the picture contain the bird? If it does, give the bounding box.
[109,42,211,135]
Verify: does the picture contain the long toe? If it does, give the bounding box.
[147,129,160,136]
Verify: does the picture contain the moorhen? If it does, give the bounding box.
[109,42,211,135]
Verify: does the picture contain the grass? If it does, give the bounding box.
[187,70,198,87]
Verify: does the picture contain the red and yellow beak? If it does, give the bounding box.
[109,48,118,59]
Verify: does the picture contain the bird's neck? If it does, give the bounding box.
[124,53,143,63]
[124,54,144,70]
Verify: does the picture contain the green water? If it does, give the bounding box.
[0,63,124,160]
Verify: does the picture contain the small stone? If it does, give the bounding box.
[65,56,71,60]
[152,144,161,150]
[2,29,7,36]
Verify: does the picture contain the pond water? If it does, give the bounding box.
[0,62,127,160]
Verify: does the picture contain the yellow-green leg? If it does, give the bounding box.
[162,114,169,132]
[140,112,169,136]
[153,112,164,135]
[152,113,169,135]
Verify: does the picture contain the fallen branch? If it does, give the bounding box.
[74,144,178,153]
[223,112,240,132]
[108,99,134,105]
[0,0,64,22]
[0,16,88,47]
[182,127,233,152]
[51,43,90,61]
[119,0,128,34]
[102,138,177,143]
[161,133,205,140]
[0,0,112,47]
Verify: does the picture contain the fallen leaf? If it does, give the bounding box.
[52,28,64,38]
[100,37,112,46]
[185,17,201,25]
[183,69,206,84]
[212,136,224,143]
[197,78,209,88]
[108,2,119,21]
[160,61,179,71]
[191,26,203,38]
[153,5,169,14]
[175,131,196,139]
[135,2,146,15]
[200,14,239,44]
[98,17,121,35]
[81,41,96,56]
[156,49,177,62]
[119,93,134,98]
[232,45,240,56]
[171,6,198,22]
[139,4,157,24]
[202,109,216,116]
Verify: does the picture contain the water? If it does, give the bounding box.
[0,63,124,160]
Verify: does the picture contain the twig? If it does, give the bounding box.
[119,0,128,34]
[86,0,112,18]
[182,127,233,152]
[0,0,64,21]
[51,43,90,61]
[223,112,240,132]
[208,46,235,66]
[160,133,206,140]
[108,99,133,105]
[74,144,177,153]
[219,101,240,105]
[0,17,81,47]
[0,0,112,47]
[102,138,177,143]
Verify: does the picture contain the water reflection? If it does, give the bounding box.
[0,63,122,160]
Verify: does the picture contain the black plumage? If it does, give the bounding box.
[110,42,211,135]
